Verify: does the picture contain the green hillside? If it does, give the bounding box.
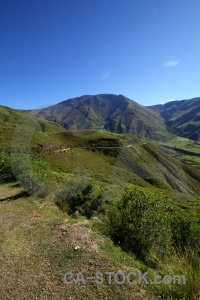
[39,130,200,206]
[3,127,200,201]
[0,105,64,133]
[1,128,200,299]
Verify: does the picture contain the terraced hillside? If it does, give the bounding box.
[42,130,200,196]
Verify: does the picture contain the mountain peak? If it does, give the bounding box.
[27,94,168,140]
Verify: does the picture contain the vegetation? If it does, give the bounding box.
[104,188,172,261]
[104,188,200,299]
[104,188,200,255]
[0,105,64,133]
[1,120,200,299]
[150,249,200,300]
[0,148,13,181]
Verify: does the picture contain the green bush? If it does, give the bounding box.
[171,212,200,255]
[11,153,53,196]
[55,177,104,218]
[0,148,13,181]
[79,193,104,218]
[55,176,90,208]
[105,188,172,261]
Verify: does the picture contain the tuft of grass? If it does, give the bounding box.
[149,248,200,300]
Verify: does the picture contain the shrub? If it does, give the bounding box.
[79,193,104,218]
[11,153,53,196]
[0,148,13,181]
[171,212,200,255]
[55,176,92,212]
[105,188,172,261]
[55,178,104,218]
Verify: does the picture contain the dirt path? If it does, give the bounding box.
[53,145,133,153]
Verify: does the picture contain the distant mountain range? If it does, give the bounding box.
[150,97,200,140]
[26,94,200,141]
[1,94,200,141]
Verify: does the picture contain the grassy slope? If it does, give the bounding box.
[44,130,200,196]
[155,135,200,169]
[0,182,156,300]
[0,123,66,153]
[0,105,64,136]
[8,128,196,216]
[2,127,200,298]
[2,126,200,210]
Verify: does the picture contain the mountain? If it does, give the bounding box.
[27,94,169,141]
[149,97,200,140]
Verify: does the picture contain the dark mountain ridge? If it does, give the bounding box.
[27,94,169,141]
[149,97,200,140]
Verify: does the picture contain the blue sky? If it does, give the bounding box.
[0,0,200,109]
